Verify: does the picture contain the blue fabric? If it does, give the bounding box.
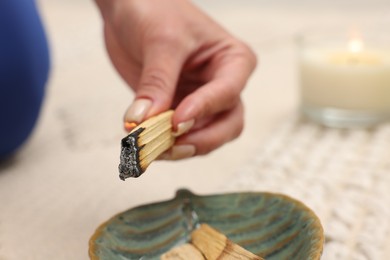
[0,0,50,159]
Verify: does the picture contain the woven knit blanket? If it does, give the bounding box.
[223,116,390,260]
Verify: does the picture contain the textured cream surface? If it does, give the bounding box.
[223,117,390,260]
[0,0,389,259]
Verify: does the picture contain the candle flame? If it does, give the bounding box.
[348,38,364,53]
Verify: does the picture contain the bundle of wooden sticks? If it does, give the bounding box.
[119,110,175,180]
[161,224,265,260]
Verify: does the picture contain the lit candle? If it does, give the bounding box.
[299,34,390,127]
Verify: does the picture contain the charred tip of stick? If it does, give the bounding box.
[118,128,145,180]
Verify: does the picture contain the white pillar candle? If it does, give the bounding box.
[299,36,390,127]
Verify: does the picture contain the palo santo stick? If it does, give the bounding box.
[191,224,264,260]
[118,110,175,180]
[161,243,205,260]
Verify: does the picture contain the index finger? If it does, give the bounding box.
[173,41,257,126]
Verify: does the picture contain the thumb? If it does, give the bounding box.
[124,42,185,128]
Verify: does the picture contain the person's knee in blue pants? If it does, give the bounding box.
[0,0,50,159]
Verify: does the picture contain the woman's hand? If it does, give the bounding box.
[95,0,257,159]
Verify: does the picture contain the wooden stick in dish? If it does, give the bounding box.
[118,110,175,180]
[191,224,265,260]
[161,243,205,260]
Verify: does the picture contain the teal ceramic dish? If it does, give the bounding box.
[89,189,324,260]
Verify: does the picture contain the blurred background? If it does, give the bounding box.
[0,0,389,259]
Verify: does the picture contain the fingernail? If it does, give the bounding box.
[172,119,195,137]
[157,151,171,160]
[124,99,152,124]
[159,145,196,160]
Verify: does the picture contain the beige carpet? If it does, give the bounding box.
[224,116,390,259]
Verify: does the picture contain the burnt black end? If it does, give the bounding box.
[118,128,145,180]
